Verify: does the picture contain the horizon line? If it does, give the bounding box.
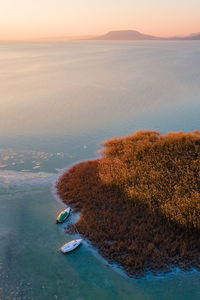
[0,29,199,42]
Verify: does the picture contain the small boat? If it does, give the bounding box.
[56,207,71,224]
[60,239,82,254]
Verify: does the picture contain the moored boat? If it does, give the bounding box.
[56,207,71,224]
[60,239,82,253]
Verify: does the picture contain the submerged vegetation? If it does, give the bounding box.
[57,130,200,276]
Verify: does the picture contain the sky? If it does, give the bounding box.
[0,0,200,40]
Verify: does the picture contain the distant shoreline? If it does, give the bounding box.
[90,30,200,41]
[1,30,200,42]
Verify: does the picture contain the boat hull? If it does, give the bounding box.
[56,213,70,224]
[56,208,71,224]
[60,239,82,254]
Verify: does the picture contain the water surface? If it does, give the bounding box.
[1,41,200,300]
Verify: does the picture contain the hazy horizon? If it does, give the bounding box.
[1,0,200,41]
[1,30,200,42]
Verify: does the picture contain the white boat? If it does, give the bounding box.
[60,239,83,253]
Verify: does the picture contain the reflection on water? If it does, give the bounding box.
[1,41,200,140]
[0,41,200,299]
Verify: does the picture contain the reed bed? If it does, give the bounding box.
[57,130,200,276]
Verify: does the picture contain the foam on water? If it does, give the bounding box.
[0,169,58,187]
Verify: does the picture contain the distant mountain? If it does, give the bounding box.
[93,30,162,40]
[183,33,200,40]
[169,32,200,40]
[91,30,200,41]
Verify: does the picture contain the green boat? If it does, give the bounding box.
[56,207,71,224]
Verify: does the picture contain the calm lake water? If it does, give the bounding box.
[0,41,200,300]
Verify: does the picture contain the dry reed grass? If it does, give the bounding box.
[57,130,200,276]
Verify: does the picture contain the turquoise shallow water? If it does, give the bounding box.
[1,41,200,299]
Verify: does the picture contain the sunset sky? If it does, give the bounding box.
[0,0,200,40]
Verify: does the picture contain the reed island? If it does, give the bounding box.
[57,130,200,277]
